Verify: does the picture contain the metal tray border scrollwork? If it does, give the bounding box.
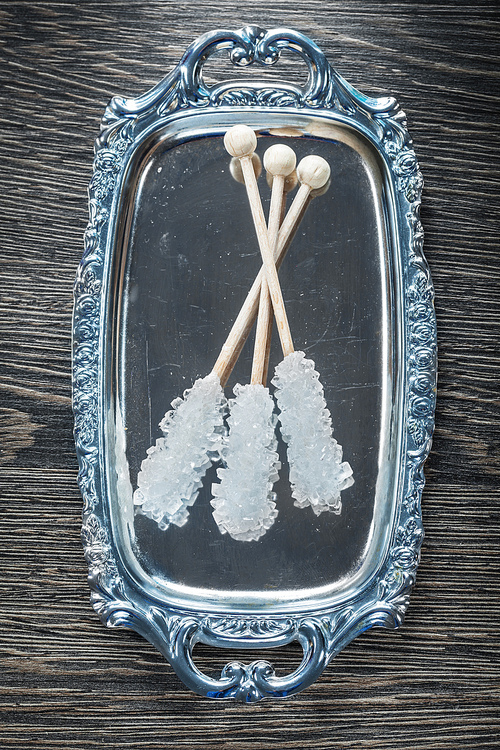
[73,25,436,702]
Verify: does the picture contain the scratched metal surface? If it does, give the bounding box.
[120,132,387,594]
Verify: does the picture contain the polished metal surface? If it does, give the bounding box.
[114,122,395,603]
[73,25,436,701]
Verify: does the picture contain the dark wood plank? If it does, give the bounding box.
[1,1,499,747]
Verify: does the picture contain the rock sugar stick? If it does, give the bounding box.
[133,373,227,530]
[272,155,354,516]
[211,131,296,541]
[211,381,281,542]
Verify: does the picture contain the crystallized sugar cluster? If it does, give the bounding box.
[133,372,227,530]
[134,354,354,537]
[272,351,354,516]
[211,383,281,542]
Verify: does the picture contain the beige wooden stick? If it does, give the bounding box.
[260,168,298,387]
[251,146,296,386]
[213,151,330,386]
[229,153,262,184]
[212,199,303,386]
[251,145,296,385]
[223,125,294,360]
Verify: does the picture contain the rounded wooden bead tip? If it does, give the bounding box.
[224,125,257,158]
[263,144,297,177]
[230,153,262,184]
[297,155,331,190]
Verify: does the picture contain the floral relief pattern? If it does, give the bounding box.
[203,617,295,640]
[74,125,133,603]
[407,269,436,451]
[81,514,119,578]
[380,117,435,603]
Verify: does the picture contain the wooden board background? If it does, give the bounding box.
[1,1,499,747]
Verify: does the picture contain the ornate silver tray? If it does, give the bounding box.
[73,26,436,701]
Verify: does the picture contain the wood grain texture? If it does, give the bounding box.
[1,1,499,747]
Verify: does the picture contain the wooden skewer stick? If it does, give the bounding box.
[223,125,294,359]
[251,145,296,386]
[261,168,298,387]
[267,168,299,215]
[229,153,262,184]
[213,150,331,386]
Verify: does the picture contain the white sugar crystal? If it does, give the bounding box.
[211,383,280,542]
[272,351,354,516]
[133,372,227,530]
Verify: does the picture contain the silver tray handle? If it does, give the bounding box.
[102,25,397,131]
[165,617,329,702]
